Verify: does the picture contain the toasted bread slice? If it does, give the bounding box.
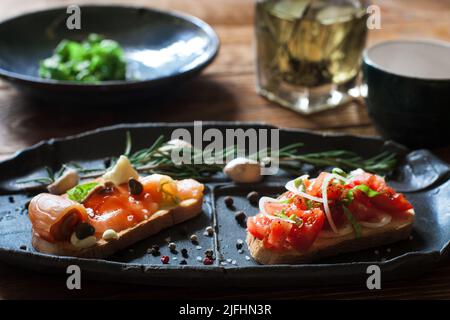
[247,210,414,265]
[32,198,202,259]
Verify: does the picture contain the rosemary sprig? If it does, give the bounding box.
[16,132,398,187]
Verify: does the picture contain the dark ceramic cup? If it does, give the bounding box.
[362,40,450,148]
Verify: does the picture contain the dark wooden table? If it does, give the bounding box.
[0,0,449,299]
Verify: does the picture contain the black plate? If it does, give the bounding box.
[0,6,219,104]
[0,122,449,287]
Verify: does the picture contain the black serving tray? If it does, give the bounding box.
[0,122,449,287]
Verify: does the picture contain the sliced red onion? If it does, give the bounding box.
[321,173,346,234]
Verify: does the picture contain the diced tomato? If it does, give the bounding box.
[292,196,310,210]
[327,183,345,200]
[263,201,288,214]
[350,171,385,192]
[265,220,292,250]
[287,209,325,251]
[247,214,271,240]
[247,208,325,252]
[307,172,345,200]
[322,204,346,230]
[371,192,413,216]
[348,191,386,222]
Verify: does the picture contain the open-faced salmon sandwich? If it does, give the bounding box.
[28,155,204,258]
[247,168,414,264]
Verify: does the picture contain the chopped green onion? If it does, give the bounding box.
[274,210,303,227]
[342,205,361,238]
[346,184,380,204]
[294,177,304,189]
[332,167,348,177]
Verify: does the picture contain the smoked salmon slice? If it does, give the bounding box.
[29,175,205,242]
[28,193,88,242]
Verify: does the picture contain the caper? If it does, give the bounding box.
[128,178,144,195]
[75,222,95,240]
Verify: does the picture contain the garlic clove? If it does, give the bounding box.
[223,158,263,183]
[47,169,79,195]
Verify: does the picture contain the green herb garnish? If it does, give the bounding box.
[294,177,304,189]
[345,184,380,204]
[39,33,126,83]
[332,167,348,177]
[342,205,361,238]
[274,210,303,227]
[16,132,398,189]
[67,182,100,203]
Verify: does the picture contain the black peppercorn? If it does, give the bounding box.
[151,249,160,257]
[103,157,112,168]
[236,239,244,250]
[204,249,214,258]
[235,211,247,224]
[181,248,188,258]
[247,191,259,205]
[180,259,187,265]
[224,196,234,207]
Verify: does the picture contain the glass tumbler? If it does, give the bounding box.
[255,0,369,114]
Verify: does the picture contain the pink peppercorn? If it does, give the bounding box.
[161,255,170,264]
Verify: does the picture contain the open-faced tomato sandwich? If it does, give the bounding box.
[247,168,414,264]
[28,155,204,258]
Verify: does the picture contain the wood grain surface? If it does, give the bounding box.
[0,0,449,299]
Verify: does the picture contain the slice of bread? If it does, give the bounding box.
[32,198,203,259]
[247,210,414,265]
